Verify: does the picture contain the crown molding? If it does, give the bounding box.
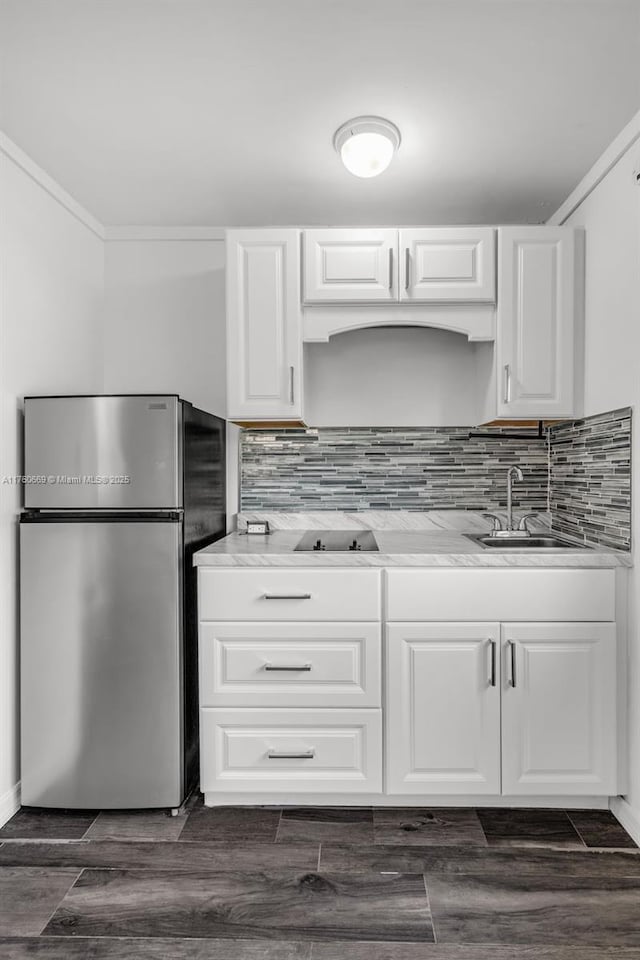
[548,108,640,225]
[0,131,105,239]
[104,226,226,241]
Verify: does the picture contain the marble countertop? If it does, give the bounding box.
[194,512,631,568]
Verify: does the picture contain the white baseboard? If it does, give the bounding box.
[0,781,21,827]
[204,792,611,809]
[610,796,640,846]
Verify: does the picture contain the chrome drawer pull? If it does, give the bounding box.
[267,749,315,760]
[264,663,312,672]
[263,593,312,600]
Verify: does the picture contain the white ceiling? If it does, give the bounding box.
[1,0,639,227]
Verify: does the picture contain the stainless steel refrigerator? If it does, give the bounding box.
[20,395,226,810]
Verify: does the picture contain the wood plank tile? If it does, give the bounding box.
[0,840,319,873]
[278,808,374,843]
[311,942,437,959]
[84,810,187,842]
[44,869,434,942]
[5,942,639,960]
[0,868,80,936]
[427,872,640,946]
[476,808,584,849]
[180,805,281,842]
[311,944,640,960]
[319,843,640,878]
[0,936,312,959]
[0,808,97,841]
[568,811,638,849]
[373,809,486,847]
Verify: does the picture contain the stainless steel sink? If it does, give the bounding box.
[465,533,588,550]
[295,530,379,552]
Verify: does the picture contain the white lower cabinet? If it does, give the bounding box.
[501,622,617,795]
[385,619,617,798]
[200,708,382,794]
[198,568,619,803]
[386,623,501,794]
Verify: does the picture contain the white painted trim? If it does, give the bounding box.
[610,796,640,846]
[548,108,640,225]
[0,781,20,828]
[104,226,226,242]
[0,131,105,239]
[204,791,610,808]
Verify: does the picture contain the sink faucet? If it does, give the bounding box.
[506,466,524,531]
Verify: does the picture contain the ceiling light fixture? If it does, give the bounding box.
[333,116,401,179]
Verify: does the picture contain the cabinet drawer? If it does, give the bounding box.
[200,708,382,793]
[198,569,381,621]
[386,569,615,622]
[199,622,381,707]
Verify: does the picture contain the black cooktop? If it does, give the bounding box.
[294,530,379,552]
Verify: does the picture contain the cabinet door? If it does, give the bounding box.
[386,623,501,794]
[496,227,576,418]
[303,229,397,302]
[501,623,616,796]
[226,229,303,421]
[399,228,496,302]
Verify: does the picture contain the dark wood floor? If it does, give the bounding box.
[0,798,638,958]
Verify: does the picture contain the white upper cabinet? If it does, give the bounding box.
[501,622,616,796]
[226,229,303,423]
[302,227,495,304]
[496,227,578,419]
[303,229,397,302]
[400,228,496,302]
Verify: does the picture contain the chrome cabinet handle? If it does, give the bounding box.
[503,363,512,404]
[489,639,497,687]
[289,366,295,405]
[267,749,315,760]
[388,247,394,290]
[264,663,312,672]
[507,640,517,687]
[405,247,411,291]
[262,593,312,600]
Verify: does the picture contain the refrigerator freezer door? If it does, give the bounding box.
[24,396,182,509]
[20,519,183,808]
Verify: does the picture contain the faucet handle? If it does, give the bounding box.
[517,513,538,533]
[483,513,504,532]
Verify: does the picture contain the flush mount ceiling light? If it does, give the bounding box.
[333,116,401,178]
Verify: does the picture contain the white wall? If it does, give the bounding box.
[561,140,640,831]
[102,238,242,524]
[304,325,483,427]
[0,149,104,820]
[103,239,226,416]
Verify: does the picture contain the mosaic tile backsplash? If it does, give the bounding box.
[241,426,549,512]
[240,410,632,551]
[549,407,631,550]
